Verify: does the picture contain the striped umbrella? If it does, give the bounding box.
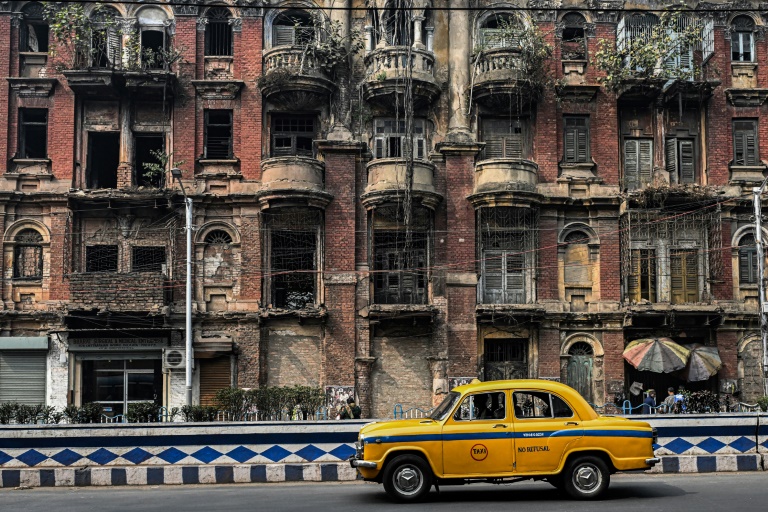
[682,344,722,382]
[623,337,691,373]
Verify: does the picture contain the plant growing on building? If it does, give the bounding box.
[141,149,185,188]
[592,10,706,93]
[43,3,118,71]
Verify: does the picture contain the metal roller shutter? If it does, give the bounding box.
[0,351,46,404]
[199,356,231,406]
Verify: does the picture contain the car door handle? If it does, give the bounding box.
[565,421,579,426]
[493,424,508,428]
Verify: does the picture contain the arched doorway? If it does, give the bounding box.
[738,335,762,402]
[561,334,604,405]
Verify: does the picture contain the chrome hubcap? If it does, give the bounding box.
[394,465,422,495]
[573,464,601,493]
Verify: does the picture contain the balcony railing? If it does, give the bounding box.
[363,46,440,106]
[263,47,330,78]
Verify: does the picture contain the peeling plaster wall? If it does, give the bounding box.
[264,320,323,388]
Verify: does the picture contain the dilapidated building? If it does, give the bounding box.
[0,0,766,418]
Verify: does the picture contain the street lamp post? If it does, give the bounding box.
[171,168,193,406]
[752,177,768,396]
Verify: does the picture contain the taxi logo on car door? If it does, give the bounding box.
[470,444,488,461]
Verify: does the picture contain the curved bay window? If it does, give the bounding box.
[372,204,431,305]
[561,12,587,60]
[478,207,538,304]
[731,15,755,62]
[13,229,43,279]
[205,7,233,56]
[373,118,426,160]
[263,209,322,310]
[272,10,315,48]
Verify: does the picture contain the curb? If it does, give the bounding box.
[0,462,359,488]
[647,454,764,473]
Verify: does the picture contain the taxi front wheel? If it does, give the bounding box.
[562,456,610,500]
[382,454,432,502]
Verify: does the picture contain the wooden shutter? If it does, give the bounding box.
[665,138,679,177]
[616,17,626,54]
[628,249,641,302]
[638,139,653,185]
[505,133,523,158]
[505,252,525,304]
[273,25,296,47]
[624,139,639,190]
[702,18,714,61]
[0,351,46,404]
[107,26,120,66]
[483,251,504,303]
[733,121,758,166]
[629,249,656,302]
[564,118,589,164]
[671,250,698,304]
[679,140,695,183]
[739,247,757,284]
[199,356,231,406]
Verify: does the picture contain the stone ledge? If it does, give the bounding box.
[648,454,763,473]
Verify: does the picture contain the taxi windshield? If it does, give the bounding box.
[429,391,461,421]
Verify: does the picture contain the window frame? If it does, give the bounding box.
[205,7,234,57]
[271,115,316,158]
[738,234,758,286]
[18,108,48,159]
[373,118,427,160]
[131,246,167,273]
[204,109,234,160]
[731,16,755,62]
[13,229,44,280]
[85,245,119,273]
[563,116,590,164]
[733,119,759,166]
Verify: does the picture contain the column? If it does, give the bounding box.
[446,0,472,142]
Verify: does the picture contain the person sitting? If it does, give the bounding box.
[474,394,492,419]
[660,387,675,413]
[642,389,656,414]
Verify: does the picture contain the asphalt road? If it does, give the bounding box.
[0,473,766,512]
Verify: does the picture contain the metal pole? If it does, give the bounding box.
[185,196,193,406]
[753,180,768,396]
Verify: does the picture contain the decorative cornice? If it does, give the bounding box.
[10,13,22,28]
[172,1,199,17]
[228,17,242,33]
[587,0,624,24]
[724,88,768,107]
[164,19,176,36]
[7,78,57,98]
[191,80,245,100]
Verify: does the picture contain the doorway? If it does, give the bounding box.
[484,338,528,381]
[87,132,120,189]
[134,134,165,187]
[81,359,161,418]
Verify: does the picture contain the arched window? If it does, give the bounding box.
[136,7,170,69]
[731,15,755,62]
[561,12,587,60]
[205,230,233,246]
[272,10,315,48]
[478,12,521,49]
[738,234,757,285]
[203,230,233,280]
[20,3,48,53]
[563,230,591,286]
[91,6,121,68]
[14,229,44,279]
[205,7,233,56]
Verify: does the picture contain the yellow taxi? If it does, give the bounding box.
[350,379,659,502]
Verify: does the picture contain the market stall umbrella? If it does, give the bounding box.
[682,343,722,382]
[623,337,690,373]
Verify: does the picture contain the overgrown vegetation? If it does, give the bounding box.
[592,10,706,93]
[141,149,185,187]
[626,182,720,208]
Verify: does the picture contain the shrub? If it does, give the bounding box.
[126,402,161,423]
[180,405,219,422]
[757,396,768,412]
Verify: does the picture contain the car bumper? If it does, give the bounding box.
[645,457,661,466]
[349,457,377,469]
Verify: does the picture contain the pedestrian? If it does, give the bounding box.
[661,387,675,413]
[642,389,656,414]
[340,397,361,419]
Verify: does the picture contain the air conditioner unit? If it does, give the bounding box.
[163,349,193,370]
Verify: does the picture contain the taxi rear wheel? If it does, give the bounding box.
[563,456,610,500]
[382,454,432,502]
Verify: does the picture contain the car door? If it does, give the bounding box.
[511,390,583,474]
[441,391,514,477]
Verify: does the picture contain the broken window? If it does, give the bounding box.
[264,209,321,309]
[739,234,758,286]
[137,7,169,69]
[731,15,755,62]
[623,138,653,190]
[477,12,521,49]
[665,138,696,184]
[13,229,43,279]
[132,246,166,272]
[670,249,699,304]
[478,207,537,304]
[204,110,233,159]
[561,12,587,60]
[86,245,119,273]
[628,249,656,303]
[20,3,48,53]
[91,6,121,68]
[18,108,47,159]
[733,120,758,166]
[86,132,120,189]
[372,204,430,305]
[205,7,233,56]
[481,118,528,160]
[204,230,233,280]
[134,134,165,187]
[373,118,426,160]
[563,116,589,164]
[272,10,315,47]
[271,116,315,157]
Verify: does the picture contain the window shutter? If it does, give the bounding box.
[577,127,588,163]
[734,130,746,165]
[679,140,695,183]
[665,138,679,177]
[647,250,657,301]
[745,130,757,165]
[624,139,639,190]
[670,252,684,304]
[484,136,504,159]
[274,25,296,47]
[505,252,525,304]
[480,28,506,49]
[107,26,121,66]
[739,247,757,284]
[565,128,576,162]
[375,137,384,159]
[684,252,698,302]
[616,17,626,54]
[628,249,640,302]
[505,134,523,159]
[415,137,425,159]
[0,351,46,404]
[483,251,504,303]
[702,18,714,61]
[638,139,653,185]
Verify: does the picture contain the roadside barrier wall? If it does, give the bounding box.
[0,413,765,487]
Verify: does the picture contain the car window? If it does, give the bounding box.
[430,391,461,421]
[512,391,574,419]
[453,391,506,421]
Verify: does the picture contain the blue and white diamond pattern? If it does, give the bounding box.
[655,436,756,456]
[0,443,356,468]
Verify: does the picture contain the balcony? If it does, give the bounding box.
[257,156,332,209]
[260,48,336,109]
[362,158,441,209]
[68,272,169,313]
[471,48,538,110]
[362,47,440,108]
[469,159,541,208]
[62,67,177,98]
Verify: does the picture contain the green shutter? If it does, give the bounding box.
[679,140,695,183]
[665,138,678,177]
